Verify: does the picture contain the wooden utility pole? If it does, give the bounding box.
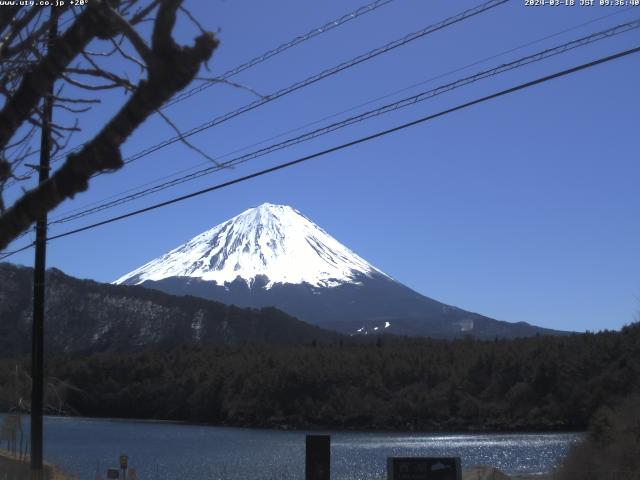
[31,8,57,480]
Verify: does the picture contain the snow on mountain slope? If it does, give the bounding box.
[114,203,390,289]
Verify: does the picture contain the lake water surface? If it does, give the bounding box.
[4,416,581,479]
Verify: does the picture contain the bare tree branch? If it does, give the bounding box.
[130,0,160,25]
[61,71,132,91]
[1,12,51,61]
[0,7,40,60]
[53,96,101,104]
[0,0,218,249]
[156,108,222,166]
[106,5,154,66]
[195,76,266,99]
[0,6,22,37]
[109,37,146,70]
[0,4,106,151]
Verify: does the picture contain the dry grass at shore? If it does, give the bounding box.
[463,465,551,480]
[0,450,76,480]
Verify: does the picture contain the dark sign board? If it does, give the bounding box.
[106,468,120,479]
[387,457,461,480]
[306,434,330,480]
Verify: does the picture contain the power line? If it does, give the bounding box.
[0,243,33,259]
[3,0,397,184]
[22,0,508,184]
[115,0,508,170]
[6,0,504,193]
[163,0,397,109]
[47,19,640,226]
[48,6,636,224]
[3,0,505,210]
[3,43,637,260]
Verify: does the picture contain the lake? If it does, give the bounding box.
[3,415,580,479]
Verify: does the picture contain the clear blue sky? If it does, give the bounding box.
[4,0,640,332]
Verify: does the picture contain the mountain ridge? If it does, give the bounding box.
[0,262,341,357]
[115,203,569,339]
[140,273,568,339]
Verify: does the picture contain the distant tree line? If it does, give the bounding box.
[1,323,639,431]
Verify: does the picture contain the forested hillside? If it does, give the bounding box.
[0,263,340,356]
[2,324,637,431]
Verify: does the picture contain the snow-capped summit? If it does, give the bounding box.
[114,203,389,289]
[113,202,567,339]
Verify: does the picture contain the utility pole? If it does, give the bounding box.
[31,8,57,480]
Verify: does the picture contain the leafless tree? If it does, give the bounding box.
[1,364,82,459]
[0,0,218,250]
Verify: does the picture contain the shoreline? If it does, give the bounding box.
[2,414,571,479]
[25,412,585,437]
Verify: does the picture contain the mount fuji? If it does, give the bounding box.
[115,203,565,339]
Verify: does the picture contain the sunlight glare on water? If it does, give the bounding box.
[0,416,582,480]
